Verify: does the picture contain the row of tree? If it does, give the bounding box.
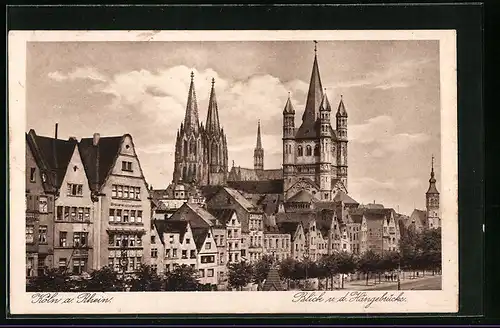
[27,227,441,292]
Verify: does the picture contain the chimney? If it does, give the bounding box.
[54,123,58,139]
[93,133,100,146]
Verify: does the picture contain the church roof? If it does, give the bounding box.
[262,265,284,291]
[283,96,295,114]
[287,190,316,203]
[301,52,324,127]
[258,169,283,180]
[336,96,348,117]
[320,93,332,112]
[411,209,427,227]
[255,120,263,150]
[228,179,283,195]
[333,190,359,205]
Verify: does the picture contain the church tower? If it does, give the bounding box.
[203,78,228,186]
[254,120,264,172]
[282,94,296,193]
[319,92,332,200]
[173,72,204,184]
[336,95,348,190]
[426,155,440,229]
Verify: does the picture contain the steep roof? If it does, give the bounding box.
[154,219,189,244]
[301,52,324,128]
[411,209,427,227]
[191,227,209,252]
[258,169,283,180]
[333,190,359,205]
[255,120,263,150]
[276,221,301,237]
[275,211,316,227]
[229,167,259,181]
[283,96,295,115]
[205,78,221,135]
[336,96,348,117]
[262,265,284,291]
[27,129,77,190]
[78,135,124,192]
[207,208,236,226]
[183,72,200,134]
[287,190,316,203]
[223,187,257,211]
[227,179,283,195]
[185,203,216,228]
[258,194,284,216]
[349,213,364,224]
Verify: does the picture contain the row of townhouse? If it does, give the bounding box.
[25,127,152,278]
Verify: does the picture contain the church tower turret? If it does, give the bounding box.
[254,120,264,171]
[336,95,348,190]
[426,155,440,229]
[282,94,296,193]
[319,91,332,200]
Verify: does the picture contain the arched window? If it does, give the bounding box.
[314,145,320,156]
[298,146,303,156]
[182,166,187,181]
[190,140,197,156]
[306,145,312,156]
[183,140,188,157]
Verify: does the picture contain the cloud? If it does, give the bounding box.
[335,57,435,90]
[350,115,430,157]
[48,67,107,82]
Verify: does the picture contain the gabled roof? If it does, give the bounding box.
[333,190,359,205]
[207,208,236,226]
[349,213,364,224]
[27,129,77,191]
[411,209,427,227]
[287,190,316,203]
[276,221,302,237]
[191,227,209,252]
[78,135,124,192]
[228,167,259,181]
[185,203,216,228]
[301,53,324,128]
[199,185,224,202]
[257,169,283,180]
[227,179,283,195]
[283,96,295,115]
[275,211,317,228]
[336,96,348,117]
[153,219,189,244]
[316,209,336,237]
[223,187,258,211]
[258,194,284,216]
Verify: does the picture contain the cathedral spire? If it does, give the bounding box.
[426,155,439,194]
[256,120,263,150]
[184,71,200,133]
[283,93,295,114]
[336,94,348,117]
[206,77,221,134]
[302,41,324,124]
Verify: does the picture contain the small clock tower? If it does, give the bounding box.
[426,155,440,229]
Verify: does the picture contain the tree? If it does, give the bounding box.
[252,255,274,289]
[321,254,339,290]
[336,251,357,289]
[228,261,253,291]
[164,264,200,291]
[417,228,442,275]
[357,250,380,286]
[130,265,164,291]
[26,268,77,292]
[279,258,298,290]
[316,255,331,290]
[85,266,122,292]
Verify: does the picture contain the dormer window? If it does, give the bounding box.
[121,161,133,172]
[29,168,36,182]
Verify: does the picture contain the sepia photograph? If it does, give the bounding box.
[9,30,458,314]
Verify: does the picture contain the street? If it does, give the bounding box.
[366,275,442,291]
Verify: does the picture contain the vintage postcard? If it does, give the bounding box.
[8,30,458,314]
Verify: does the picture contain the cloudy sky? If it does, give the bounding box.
[26,40,440,215]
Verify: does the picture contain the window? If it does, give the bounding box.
[117,185,123,198]
[73,232,88,247]
[165,249,170,258]
[182,250,187,259]
[137,211,142,223]
[165,264,170,272]
[306,145,312,156]
[135,187,141,200]
[172,249,177,258]
[30,168,36,182]
[59,231,67,247]
[72,259,86,275]
[207,269,214,277]
[67,183,83,196]
[122,161,133,172]
[77,207,84,221]
[190,250,196,259]
[112,185,117,198]
[151,264,158,273]
[199,269,205,278]
[56,206,63,220]
[38,226,47,243]
[58,258,67,269]
[151,236,156,244]
[123,210,129,223]
[109,209,115,222]
[38,196,48,213]
[64,206,70,220]
[241,249,246,257]
[124,186,129,199]
[151,248,158,258]
[201,255,215,263]
[71,207,77,220]
[298,146,303,156]
[205,242,211,250]
[234,253,239,261]
[116,209,122,222]
[26,225,34,243]
[314,145,320,156]
[169,235,174,244]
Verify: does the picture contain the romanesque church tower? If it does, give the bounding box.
[426,155,440,229]
[282,43,349,201]
[173,73,228,186]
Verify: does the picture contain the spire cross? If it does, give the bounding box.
[314,40,318,54]
[211,77,215,87]
[431,154,435,172]
[190,71,194,81]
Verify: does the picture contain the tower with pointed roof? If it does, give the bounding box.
[425,155,440,229]
[254,120,264,172]
[173,73,228,187]
[282,42,349,202]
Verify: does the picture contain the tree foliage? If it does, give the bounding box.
[164,264,200,291]
[252,255,274,285]
[130,265,164,291]
[228,261,253,291]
